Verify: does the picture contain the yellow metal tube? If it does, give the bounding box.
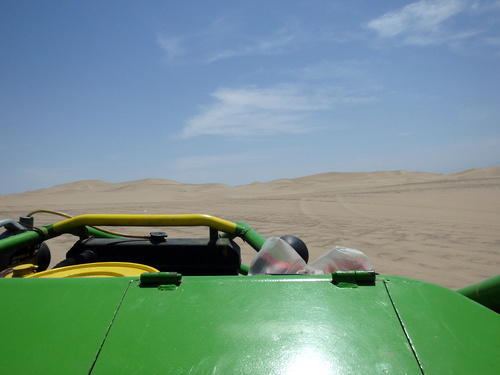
[51,214,238,235]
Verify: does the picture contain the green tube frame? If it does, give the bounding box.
[457,274,500,313]
[0,214,267,274]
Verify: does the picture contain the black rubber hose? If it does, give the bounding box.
[53,250,97,269]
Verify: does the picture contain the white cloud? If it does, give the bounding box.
[483,36,500,47]
[367,0,469,46]
[158,20,302,64]
[205,23,300,63]
[181,84,370,138]
[157,35,184,61]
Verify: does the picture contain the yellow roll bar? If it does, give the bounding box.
[51,214,239,235]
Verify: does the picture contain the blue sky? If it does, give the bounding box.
[1,0,500,194]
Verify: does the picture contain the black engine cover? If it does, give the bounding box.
[63,236,241,275]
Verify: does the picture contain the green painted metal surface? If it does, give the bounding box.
[384,276,500,374]
[457,274,500,313]
[1,274,499,374]
[0,278,130,374]
[91,275,420,374]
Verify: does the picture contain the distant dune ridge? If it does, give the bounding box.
[1,167,499,289]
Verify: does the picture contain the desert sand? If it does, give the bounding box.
[1,167,499,289]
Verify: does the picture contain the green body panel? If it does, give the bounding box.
[0,277,131,374]
[91,275,420,374]
[385,276,500,374]
[1,274,499,374]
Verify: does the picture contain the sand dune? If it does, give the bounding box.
[1,167,499,289]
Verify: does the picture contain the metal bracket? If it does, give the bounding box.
[140,272,182,290]
[331,270,376,288]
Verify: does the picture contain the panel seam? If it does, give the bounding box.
[383,279,426,375]
[87,280,134,374]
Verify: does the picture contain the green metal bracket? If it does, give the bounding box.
[139,272,182,290]
[331,270,376,288]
